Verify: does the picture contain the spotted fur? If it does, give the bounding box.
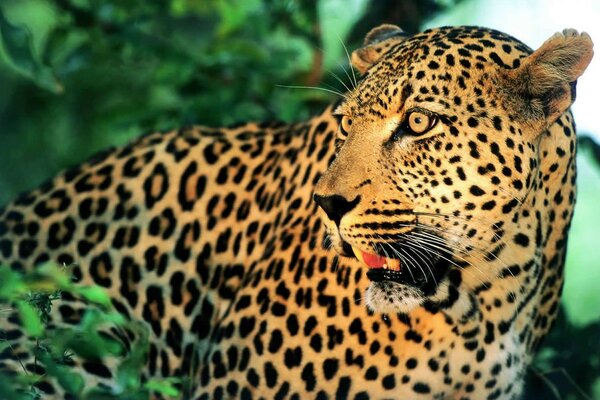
[0,25,593,399]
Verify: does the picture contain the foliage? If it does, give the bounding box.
[0,263,180,399]
[525,308,600,400]
[0,0,364,205]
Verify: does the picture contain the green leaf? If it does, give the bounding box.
[0,340,11,354]
[144,377,181,397]
[35,261,72,288]
[75,285,112,307]
[0,372,30,400]
[0,266,26,299]
[0,6,62,93]
[116,321,149,391]
[40,352,85,395]
[16,300,44,337]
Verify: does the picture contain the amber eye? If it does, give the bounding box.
[339,115,353,136]
[406,111,436,135]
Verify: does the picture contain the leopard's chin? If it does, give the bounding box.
[365,281,424,313]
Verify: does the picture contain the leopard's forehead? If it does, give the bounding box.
[344,26,533,117]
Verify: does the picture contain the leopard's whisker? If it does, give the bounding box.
[275,84,347,99]
[336,33,358,90]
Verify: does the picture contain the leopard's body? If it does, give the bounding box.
[0,25,593,399]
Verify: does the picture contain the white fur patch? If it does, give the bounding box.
[365,281,423,313]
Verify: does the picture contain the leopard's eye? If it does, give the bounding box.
[339,115,353,136]
[406,111,437,135]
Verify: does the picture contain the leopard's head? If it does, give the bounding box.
[314,25,593,313]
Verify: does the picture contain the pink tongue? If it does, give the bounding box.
[361,252,387,269]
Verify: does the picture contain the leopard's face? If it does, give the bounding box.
[314,26,593,313]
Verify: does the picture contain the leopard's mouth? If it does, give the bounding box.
[351,246,407,282]
[349,243,452,293]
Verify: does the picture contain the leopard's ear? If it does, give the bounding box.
[351,24,408,74]
[501,29,593,131]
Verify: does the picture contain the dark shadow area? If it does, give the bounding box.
[525,307,599,399]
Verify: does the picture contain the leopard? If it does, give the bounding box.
[0,24,593,399]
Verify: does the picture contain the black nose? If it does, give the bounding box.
[313,194,360,226]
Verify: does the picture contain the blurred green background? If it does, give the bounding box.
[0,0,598,398]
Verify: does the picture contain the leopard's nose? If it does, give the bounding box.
[313,194,360,226]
